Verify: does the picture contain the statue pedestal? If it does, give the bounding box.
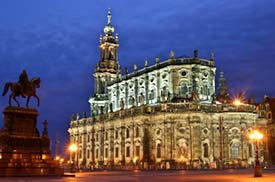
[0,106,63,176]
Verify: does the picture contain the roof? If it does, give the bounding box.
[109,57,215,85]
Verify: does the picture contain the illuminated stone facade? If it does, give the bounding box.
[257,96,275,166]
[68,10,268,169]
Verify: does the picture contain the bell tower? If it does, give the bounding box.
[94,9,120,95]
[217,71,230,103]
[90,9,121,116]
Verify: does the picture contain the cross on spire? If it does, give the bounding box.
[107,8,112,25]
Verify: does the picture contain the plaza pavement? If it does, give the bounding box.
[0,169,274,182]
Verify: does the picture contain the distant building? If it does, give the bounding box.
[257,96,275,166]
[68,10,268,169]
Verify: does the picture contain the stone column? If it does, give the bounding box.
[188,120,193,166]
[100,127,104,165]
[162,120,166,161]
[192,124,202,161]
[109,127,114,167]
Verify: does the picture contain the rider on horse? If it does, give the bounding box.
[2,70,40,108]
[18,70,31,92]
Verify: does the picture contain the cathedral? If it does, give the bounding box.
[68,10,268,169]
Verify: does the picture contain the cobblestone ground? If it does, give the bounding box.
[0,169,274,182]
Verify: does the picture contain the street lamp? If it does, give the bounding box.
[69,143,78,173]
[249,130,263,177]
[133,156,138,169]
[233,99,242,106]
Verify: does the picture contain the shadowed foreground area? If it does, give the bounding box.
[0,169,274,182]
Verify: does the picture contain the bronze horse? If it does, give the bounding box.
[2,77,40,108]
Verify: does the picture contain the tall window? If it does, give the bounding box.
[115,147,119,158]
[115,130,119,139]
[126,128,130,138]
[105,148,108,158]
[180,83,188,97]
[87,135,90,142]
[150,89,156,100]
[128,97,132,106]
[135,127,139,137]
[232,143,239,159]
[135,146,140,157]
[203,143,209,158]
[161,86,168,96]
[126,146,130,157]
[202,85,209,95]
[87,149,90,159]
[96,149,99,158]
[157,144,161,158]
[105,132,108,140]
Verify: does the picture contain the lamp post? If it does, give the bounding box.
[69,143,78,173]
[249,130,263,177]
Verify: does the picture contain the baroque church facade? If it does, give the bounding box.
[68,10,268,169]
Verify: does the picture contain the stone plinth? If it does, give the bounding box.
[2,106,39,137]
[0,106,64,176]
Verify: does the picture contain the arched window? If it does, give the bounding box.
[161,86,168,96]
[202,85,209,95]
[180,83,188,97]
[203,143,209,158]
[157,144,161,158]
[232,143,239,159]
[150,89,156,100]
[128,97,132,106]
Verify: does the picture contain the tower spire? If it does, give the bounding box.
[217,71,230,103]
[104,9,114,36]
[107,8,111,25]
[93,8,120,100]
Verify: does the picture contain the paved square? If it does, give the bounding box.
[0,169,274,182]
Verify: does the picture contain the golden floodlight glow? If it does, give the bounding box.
[69,143,78,152]
[55,156,60,160]
[249,130,263,140]
[133,156,138,163]
[233,99,242,106]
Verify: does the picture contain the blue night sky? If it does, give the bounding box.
[0,0,275,154]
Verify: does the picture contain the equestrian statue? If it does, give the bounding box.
[2,70,40,108]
